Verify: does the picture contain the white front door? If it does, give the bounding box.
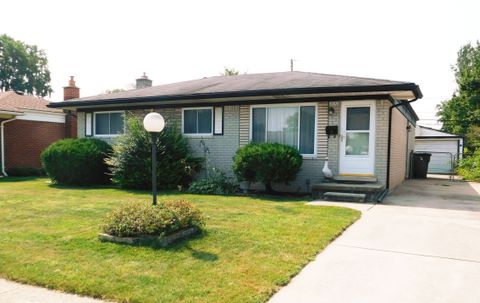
[339,101,376,176]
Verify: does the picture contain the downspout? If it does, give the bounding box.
[1,117,17,177]
[386,97,419,190]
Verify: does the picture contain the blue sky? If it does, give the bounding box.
[1,0,479,128]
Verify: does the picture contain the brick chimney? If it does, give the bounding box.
[63,76,80,100]
[62,76,79,138]
[136,73,152,89]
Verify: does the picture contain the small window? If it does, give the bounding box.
[183,108,213,135]
[94,112,124,136]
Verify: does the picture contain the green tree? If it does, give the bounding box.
[0,34,52,97]
[221,67,240,76]
[437,42,480,149]
[104,88,126,94]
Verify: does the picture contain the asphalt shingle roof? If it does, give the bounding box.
[55,71,421,104]
[0,91,62,114]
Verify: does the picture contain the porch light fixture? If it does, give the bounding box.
[143,112,165,205]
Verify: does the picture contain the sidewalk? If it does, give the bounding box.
[0,279,105,303]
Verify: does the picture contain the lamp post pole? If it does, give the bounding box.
[151,132,157,206]
[143,112,165,206]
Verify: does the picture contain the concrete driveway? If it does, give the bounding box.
[269,178,480,303]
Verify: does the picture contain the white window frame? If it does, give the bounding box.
[182,107,214,137]
[93,110,125,137]
[249,103,318,157]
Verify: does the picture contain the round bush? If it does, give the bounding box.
[101,200,204,237]
[232,143,303,193]
[108,117,202,190]
[41,138,112,185]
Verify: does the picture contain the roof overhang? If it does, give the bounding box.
[416,136,464,140]
[0,110,23,119]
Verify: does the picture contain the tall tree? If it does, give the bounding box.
[104,88,126,94]
[0,34,52,97]
[437,42,480,137]
[221,67,240,76]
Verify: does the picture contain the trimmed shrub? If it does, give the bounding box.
[108,117,202,190]
[41,138,112,185]
[457,150,480,181]
[7,167,45,177]
[188,168,238,195]
[232,143,303,193]
[101,200,204,237]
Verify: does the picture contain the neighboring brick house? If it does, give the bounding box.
[49,72,422,200]
[0,77,79,176]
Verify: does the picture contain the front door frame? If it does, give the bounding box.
[339,100,376,176]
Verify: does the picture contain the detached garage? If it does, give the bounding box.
[414,126,464,174]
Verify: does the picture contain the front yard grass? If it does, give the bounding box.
[0,177,360,303]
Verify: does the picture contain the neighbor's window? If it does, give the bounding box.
[183,108,213,135]
[94,112,124,136]
[252,105,316,155]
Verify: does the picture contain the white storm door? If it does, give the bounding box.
[339,101,376,175]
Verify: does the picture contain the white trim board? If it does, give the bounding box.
[16,112,65,124]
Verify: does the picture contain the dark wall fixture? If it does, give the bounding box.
[325,126,338,138]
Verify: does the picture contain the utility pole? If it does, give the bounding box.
[290,59,294,71]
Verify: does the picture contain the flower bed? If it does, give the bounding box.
[100,200,204,246]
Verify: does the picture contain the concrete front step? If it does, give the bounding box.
[332,175,378,184]
[312,182,385,193]
[312,182,386,202]
[323,192,366,202]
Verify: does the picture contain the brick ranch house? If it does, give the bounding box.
[0,77,79,176]
[49,72,422,200]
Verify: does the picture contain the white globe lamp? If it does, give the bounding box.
[143,112,165,133]
[143,112,165,205]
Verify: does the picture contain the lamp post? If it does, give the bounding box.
[143,112,165,205]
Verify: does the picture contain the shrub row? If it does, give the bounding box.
[41,117,303,194]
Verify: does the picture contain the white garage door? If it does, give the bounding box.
[415,139,459,174]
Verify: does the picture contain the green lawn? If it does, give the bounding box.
[0,177,360,303]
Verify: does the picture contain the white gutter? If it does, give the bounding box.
[1,117,17,177]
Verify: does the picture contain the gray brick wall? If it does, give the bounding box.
[77,112,85,138]
[374,100,389,185]
[184,106,240,178]
[75,99,392,192]
[327,101,340,176]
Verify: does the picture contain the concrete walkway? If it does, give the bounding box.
[0,279,105,303]
[270,178,480,303]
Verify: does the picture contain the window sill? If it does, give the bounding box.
[183,134,214,138]
[93,135,123,138]
[301,155,318,160]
